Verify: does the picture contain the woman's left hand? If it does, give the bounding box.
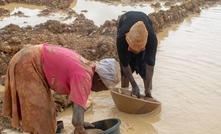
[84,122,95,128]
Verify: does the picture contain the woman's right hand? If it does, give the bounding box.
[84,122,95,128]
[131,86,140,98]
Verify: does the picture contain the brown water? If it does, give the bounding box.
[57,5,221,134]
[1,1,221,134]
[0,0,171,27]
[153,6,221,133]
[0,85,4,92]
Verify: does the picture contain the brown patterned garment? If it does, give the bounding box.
[2,45,57,134]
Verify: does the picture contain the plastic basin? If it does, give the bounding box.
[88,118,121,134]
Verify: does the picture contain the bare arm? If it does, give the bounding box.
[122,65,140,97]
[143,65,154,98]
[72,103,87,134]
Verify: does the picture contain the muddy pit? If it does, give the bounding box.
[0,0,220,133]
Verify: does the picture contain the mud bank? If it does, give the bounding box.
[0,0,220,132]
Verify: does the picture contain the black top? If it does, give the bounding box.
[117,11,158,68]
[117,11,158,79]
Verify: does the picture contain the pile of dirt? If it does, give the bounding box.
[0,8,10,16]
[0,0,220,132]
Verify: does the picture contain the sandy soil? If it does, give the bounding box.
[0,0,220,133]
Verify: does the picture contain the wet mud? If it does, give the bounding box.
[0,0,220,132]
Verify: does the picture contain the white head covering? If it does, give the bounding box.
[95,58,120,88]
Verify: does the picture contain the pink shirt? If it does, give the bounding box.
[41,44,94,109]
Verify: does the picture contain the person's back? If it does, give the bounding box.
[41,44,95,109]
[117,11,158,77]
[116,11,158,98]
[3,43,120,134]
[117,11,155,39]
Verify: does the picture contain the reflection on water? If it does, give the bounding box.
[0,0,170,28]
[71,0,171,26]
[0,3,73,28]
[70,0,154,26]
[0,3,46,12]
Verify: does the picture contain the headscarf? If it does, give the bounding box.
[126,21,148,52]
[95,58,120,88]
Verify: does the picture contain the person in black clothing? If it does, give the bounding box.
[116,11,158,98]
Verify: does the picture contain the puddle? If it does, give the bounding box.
[0,0,172,28]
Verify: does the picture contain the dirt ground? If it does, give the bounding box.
[0,0,220,133]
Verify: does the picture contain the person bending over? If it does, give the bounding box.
[116,11,158,98]
[3,43,120,134]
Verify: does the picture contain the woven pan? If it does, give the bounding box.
[110,88,161,114]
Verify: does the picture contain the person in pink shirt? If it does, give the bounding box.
[3,44,120,134]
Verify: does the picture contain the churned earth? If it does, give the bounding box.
[0,0,220,133]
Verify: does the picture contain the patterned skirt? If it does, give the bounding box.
[3,45,57,134]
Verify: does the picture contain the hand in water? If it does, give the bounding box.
[131,86,140,98]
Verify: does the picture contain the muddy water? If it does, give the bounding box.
[0,85,4,92]
[71,0,169,26]
[153,6,221,134]
[1,1,221,134]
[0,3,46,28]
[58,6,221,134]
[0,0,170,28]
